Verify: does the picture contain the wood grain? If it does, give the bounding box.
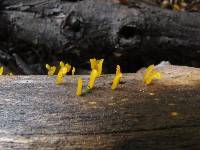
[0,65,200,149]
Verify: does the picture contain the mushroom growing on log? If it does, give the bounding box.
[0,64,200,149]
[0,0,200,74]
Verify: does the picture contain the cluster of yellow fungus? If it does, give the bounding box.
[46,62,77,86]
[111,65,122,90]
[46,64,56,76]
[46,59,162,97]
[90,58,104,77]
[86,58,104,90]
[143,64,161,85]
[75,58,104,96]
[56,61,71,84]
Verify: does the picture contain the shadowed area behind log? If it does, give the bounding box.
[0,0,200,74]
[0,65,200,149]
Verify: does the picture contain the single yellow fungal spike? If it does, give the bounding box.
[0,67,4,75]
[111,73,122,90]
[72,67,76,75]
[56,62,72,84]
[88,69,98,89]
[65,64,71,73]
[143,64,161,85]
[56,67,65,84]
[76,77,83,96]
[56,73,63,84]
[116,65,121,75]
[143,64,154,82]
[97,59,104,77]
[60,67,67,76]
[60,61,64,67]
[90,58,98,70]
[46,64,50,70]
[111,65,122,90]
[145,72,161,85]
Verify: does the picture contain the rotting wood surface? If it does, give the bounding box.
[1,0,200,74]
[0,65,200,149]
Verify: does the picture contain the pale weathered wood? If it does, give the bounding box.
[0,64,200,149]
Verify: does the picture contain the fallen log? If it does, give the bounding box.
[0,0,200,74]
[0,64,200,149]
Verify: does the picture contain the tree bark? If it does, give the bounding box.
[0,64,200,149]
[0,0,200,74]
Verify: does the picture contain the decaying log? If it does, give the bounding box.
[0,64,200,149]
[0,0,200,74]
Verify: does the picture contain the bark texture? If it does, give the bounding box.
[0,64,200,149]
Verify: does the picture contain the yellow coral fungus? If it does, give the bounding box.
[72,67,76,75]
[87,69,98,89]
[46,64,56,76]
[90,58,98,70]
[111,75,122,90]
[59,63,71,75]
[90,58,104,77]
[116,65,121,75]
[64,64,71,73]
[96,59,104,77]
[143,64,154,82]
[56,62,71,84]
[76,77,83,96]
[0,67,3,75]
[143,64,161,85]
[111,65,122,90]
[56,73,64,85]
[60,61,64,67]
